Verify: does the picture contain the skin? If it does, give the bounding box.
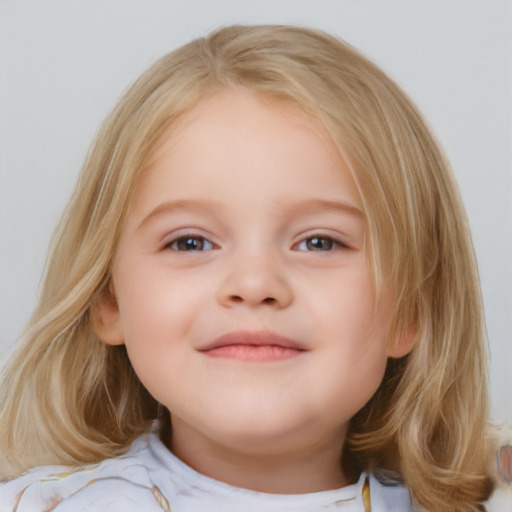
[94,88,413,494]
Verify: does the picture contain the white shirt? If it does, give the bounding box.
[0,432,411,511]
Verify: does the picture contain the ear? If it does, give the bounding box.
[387,325,416,359]
[91,283,125,345]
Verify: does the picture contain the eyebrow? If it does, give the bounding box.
[282,198,364,218]
[136,197,364,232]
[136,198,224,231]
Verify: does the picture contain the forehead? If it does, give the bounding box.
[147,89,329,163]
[135,88,361,210]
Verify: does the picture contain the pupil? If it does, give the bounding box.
[182,238,201,250]
[308,237,332,250]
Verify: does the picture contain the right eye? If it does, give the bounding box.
[165,236,215,252]
[294,235,348,252]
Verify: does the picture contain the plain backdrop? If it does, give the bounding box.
[0,0,511,423]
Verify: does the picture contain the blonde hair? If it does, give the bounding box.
[0,25,493,510]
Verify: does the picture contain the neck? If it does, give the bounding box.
[167,418,349,494]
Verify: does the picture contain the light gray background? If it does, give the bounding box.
[1,0,511,422]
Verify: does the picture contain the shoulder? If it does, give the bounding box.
[0,434,169,511]
[368,473,512,512]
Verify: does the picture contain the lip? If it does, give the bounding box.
[198,330,307,362]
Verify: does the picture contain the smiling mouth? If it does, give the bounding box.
[198,331,306,362]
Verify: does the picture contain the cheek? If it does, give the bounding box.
[114,258,208,338]
[312,270,378,336]
[312,271,391,386]
[112,264,199,403]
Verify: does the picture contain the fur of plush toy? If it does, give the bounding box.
[486,423,512,512]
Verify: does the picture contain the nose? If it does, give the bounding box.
[217,250,293,309]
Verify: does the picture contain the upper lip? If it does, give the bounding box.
[198,330,307,352]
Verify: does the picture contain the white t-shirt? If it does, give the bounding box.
[0,432,411,511]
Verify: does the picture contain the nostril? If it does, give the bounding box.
[228,295,277,305]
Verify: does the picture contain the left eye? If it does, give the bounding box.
[167,236,214,252]
[296,236,342,251]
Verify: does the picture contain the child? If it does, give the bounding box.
[0,25,500,511]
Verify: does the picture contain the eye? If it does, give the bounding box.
[166,236,214,252]
[295,236,346,252]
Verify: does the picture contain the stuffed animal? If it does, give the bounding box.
[486,423,512,512]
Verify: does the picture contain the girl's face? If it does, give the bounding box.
[95,88,411,479]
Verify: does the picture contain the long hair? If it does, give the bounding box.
[0,25,493,510]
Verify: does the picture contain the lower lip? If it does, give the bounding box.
[202,344,302,362]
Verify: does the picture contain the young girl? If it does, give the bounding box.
[0,25,500,511]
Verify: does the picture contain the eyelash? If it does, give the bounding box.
[164,236,215,252]
[163,234,349,252]
[294,235,349,252]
